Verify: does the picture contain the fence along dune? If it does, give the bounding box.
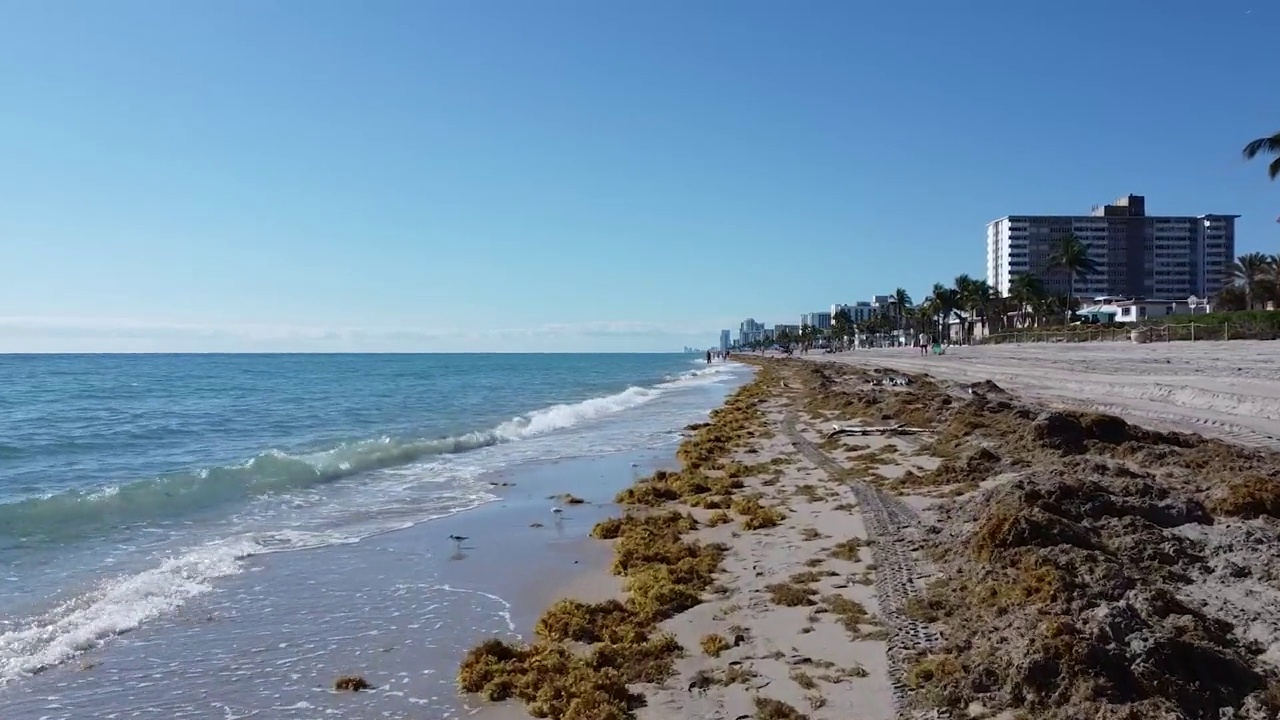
[984,310,1280,345]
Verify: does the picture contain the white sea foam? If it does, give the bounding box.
[496,385,660,438]
[665,364,736,385]
[434,585,517,634]
[0,537,251,682]
[0,508,503,686]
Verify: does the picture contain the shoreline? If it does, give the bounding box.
[459,353,1280,720]
[457,360,897,720]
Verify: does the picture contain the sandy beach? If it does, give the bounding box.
[460,351,1280,720]
[811,340,1280,451]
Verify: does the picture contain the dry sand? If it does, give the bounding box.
[811,340,1280,450]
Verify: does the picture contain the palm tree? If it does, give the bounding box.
[873,314,893,346]
[1215,285,1248,312]
[1243,131,1280,180]
[1048,233,1098,323]
[1008,274,1046,328]
[891,287,912,345]
[1227,252,1276,310]
[993,290,1016,333]
[798,323,814,353]
[950,275,997,342]
[969,280,997,340]
[775,328,794,354]
[952,274,977,344]
[930,283,961,344]
[831,308,853,351]
[915,297,938,343]
[1267,255,1280,310]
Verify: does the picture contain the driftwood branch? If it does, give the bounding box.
[825,423,930,438]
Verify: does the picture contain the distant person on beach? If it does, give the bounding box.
[918,333,929,356]
[706,351,712,364]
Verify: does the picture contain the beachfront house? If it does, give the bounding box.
[1076,296,1196,324]
[941,310,993,344]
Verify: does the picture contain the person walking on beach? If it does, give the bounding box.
[918,332,929,356]
[706,350,712,364]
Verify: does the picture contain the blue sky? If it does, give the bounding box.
[2,0,1276,352]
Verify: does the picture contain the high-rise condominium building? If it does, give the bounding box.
[719,330,731,352]
[986,194,1236,300]
[738,318,765,346]
[800,312,832,330]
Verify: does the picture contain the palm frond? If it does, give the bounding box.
[1242,133,1280,160]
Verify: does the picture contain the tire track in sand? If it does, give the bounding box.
[782,412,948,720]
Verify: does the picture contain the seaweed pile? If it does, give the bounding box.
[457,367,776,720]
[791,360,1280,719]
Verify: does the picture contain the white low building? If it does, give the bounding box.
[1077,296,1197,324]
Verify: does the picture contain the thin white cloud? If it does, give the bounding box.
[0,316,728,353]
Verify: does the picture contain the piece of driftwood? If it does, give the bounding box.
[825,423,929,438]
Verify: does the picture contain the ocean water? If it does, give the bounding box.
[0,353,746,690]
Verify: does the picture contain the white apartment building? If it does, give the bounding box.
[986,194,1236,300]
[800,312,832,330]
[831,296,902,325]
[832,303,874,324]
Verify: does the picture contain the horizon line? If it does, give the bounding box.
[0,350,710,356]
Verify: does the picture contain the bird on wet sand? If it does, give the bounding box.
[448,534,468,549]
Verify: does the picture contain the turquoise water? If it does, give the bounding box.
[0,353,744,683]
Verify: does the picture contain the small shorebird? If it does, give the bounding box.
[551,506,563,515]
[448,534,468,549]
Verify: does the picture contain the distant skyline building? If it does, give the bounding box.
[738,318,766,346]
[719,329,731,352]
[986,194,1236,300]
[800,311,832,330]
